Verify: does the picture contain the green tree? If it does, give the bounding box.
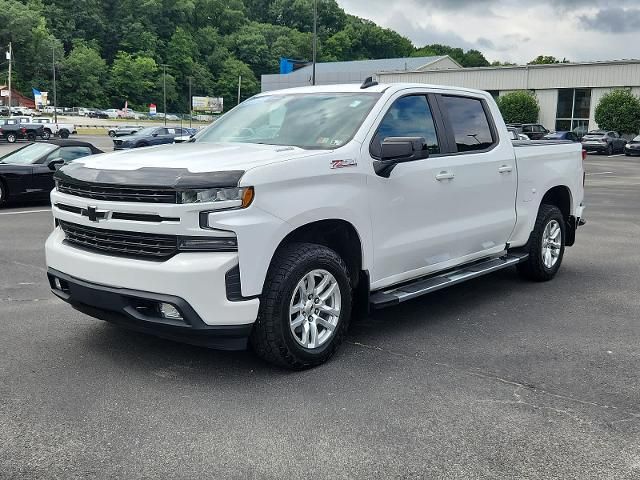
[496,91,540,124]
[528,55,569,65]
[108,52,158,108]
[59,43,108,107]
[213,58,259,109]
[594,89,640,135]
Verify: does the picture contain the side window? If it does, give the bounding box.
[522,125,532,133]
[51,146,93,163]
[440,96,495,152]
[371,95,440,157]
[166,128,176,135]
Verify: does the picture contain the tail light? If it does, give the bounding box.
[581,149,587,161]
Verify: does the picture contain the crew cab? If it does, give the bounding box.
[0,118,45,143]
[32,117,76,139]
[45,83,586,369]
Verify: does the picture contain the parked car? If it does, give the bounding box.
[87,110,109,119]
[173,128,198,143]
[542,131,580,142]
[0,106,10,116]
[624,135,640,156]
[46,83,586,369]
[508,123,549,140]
[32,117,76,139]
[108,125,143,137]
[112,126,193,149]
[0,118,45,143]
[102,109,123,119]
[506,127,529,141]
[0,139,103,206]
[581,130,627,155]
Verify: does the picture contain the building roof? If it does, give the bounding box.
[291,56,458,76]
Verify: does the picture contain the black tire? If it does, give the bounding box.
[27,132,36,141]
[41,129,51,140]
[517,204,566,282]
[606,143,613,156]
[0,179,6,207]
[6,132,16,143]
[59,130,70,139]
[250,243,352,370]
[108,130,116,137]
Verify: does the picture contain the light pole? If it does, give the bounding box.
[160,64,168,126]
[7,43,12,113]
[188,76,192,128]
[312,0,317,85]
[52,48,58,123]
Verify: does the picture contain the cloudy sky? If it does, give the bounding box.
[337,0,640,64]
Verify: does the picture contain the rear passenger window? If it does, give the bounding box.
[440,96,495,152]
[371,95,440,157]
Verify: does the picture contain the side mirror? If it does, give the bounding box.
[47,158,65,170]
[374,137,429,178]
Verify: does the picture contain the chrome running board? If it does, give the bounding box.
[369,253,529,309]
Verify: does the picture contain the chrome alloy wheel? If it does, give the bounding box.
[289,269,341,349]
[541,219,562,269]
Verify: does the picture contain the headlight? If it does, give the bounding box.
[178,186,254,209]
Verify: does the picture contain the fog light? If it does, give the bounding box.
[53,278,62,290]
[159,303,183,320]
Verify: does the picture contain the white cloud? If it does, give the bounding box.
[337,0,640,63]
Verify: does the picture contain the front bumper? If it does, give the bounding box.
[625,147,640,156]
[48,268,252,350]
[45,227,260,329]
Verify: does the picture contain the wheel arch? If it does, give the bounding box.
[274,219,365,288]
[540,185,574,246]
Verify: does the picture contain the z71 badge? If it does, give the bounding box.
[330,159,357,169]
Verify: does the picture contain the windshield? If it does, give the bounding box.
[195,93,381,149]
[133,127,158,136]
[632,135,640,142]
[585,131,606,136]
[0,143,58,165]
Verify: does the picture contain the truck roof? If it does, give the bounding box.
[256,83,492,98]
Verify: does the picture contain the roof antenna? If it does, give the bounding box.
[360,76,378,89]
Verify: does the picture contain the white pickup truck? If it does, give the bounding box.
[32,117,75,139]
[45,82,586,369]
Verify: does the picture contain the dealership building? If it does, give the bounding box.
[262,57,640,134]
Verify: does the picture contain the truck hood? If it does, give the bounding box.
[79,142,323,172]
[56,142,328,188]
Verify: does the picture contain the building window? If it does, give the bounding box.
[555,88,591,138]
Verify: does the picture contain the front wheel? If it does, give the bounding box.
[0,180,6,207]
[250,243,352,369]
[41,129,51,140]
[59,130,69,139]
[606,144,613,156]
[108,130,116,137]
[6,133,17,143]
[27,132,36,141]
[517,204,566,281]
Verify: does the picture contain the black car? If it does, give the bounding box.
[542,131,580,142]
[624,135,640,156]
[508,123,550,140]
[87,110,109,119]
[0,140,103,206]
[581,130,627,155]
[112,126,193,149]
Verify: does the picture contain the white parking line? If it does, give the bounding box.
[0,208,51,216]
[585,171,615,176]
[607,154,624,158]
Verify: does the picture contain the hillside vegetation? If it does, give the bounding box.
[1,0,494,112]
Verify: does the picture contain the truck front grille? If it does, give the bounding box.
[57,181,178,204]
[59,220,178,260]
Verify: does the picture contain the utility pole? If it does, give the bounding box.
[53,47,58,123]
[312,0,317,85]
[237,75,241,105]
[7,43,12,113]
[160,64,168,126]
[188,76,192,128]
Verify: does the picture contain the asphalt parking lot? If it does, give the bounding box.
[1,143,639,478]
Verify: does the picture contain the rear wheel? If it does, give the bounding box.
[41,129,51,140]
[606,143,613,156]
[27,132,36,141]
[250,243,352,369]
[517,204,566,281]
[59,130,70,139]
[108,130,116,137]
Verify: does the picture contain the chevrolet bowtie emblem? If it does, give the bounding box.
[81,206,106,222]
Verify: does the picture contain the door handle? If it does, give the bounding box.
[435,171,455,181]
[498,165,513,174]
